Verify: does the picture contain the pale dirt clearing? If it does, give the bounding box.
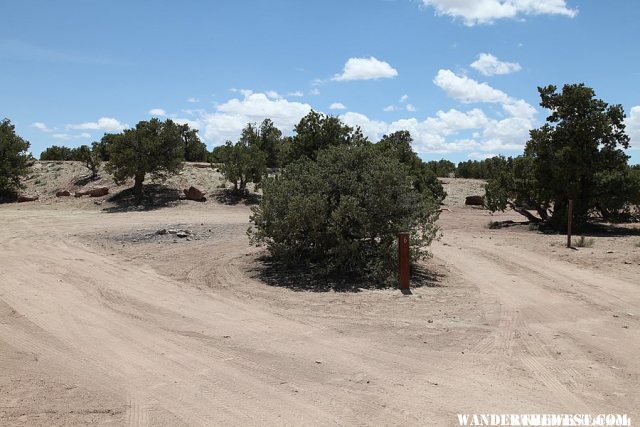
[1,176,639,425]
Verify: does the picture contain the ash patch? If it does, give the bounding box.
[104,223,246,245]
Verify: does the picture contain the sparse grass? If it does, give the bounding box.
[487,220,497,229]
[528,223,538,231]
[575,236,595,248]
[635,241,640,248]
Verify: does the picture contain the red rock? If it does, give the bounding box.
[17,195,39,203]
[88,187,109,197]
[465,195,484,206]
[75,187,109,197]
[183,186,206,201]
[56,190,71,197]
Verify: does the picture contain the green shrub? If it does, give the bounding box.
[0,119,31,198]
[249,144,440,286]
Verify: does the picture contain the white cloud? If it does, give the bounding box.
[338,66,539,155]
[468,152,499,159]
[406,104,417,112]
[266,90,281,100]
[339,104,532,154]
[502,99,537,120]
[329,102,347,110]
[148,108,167,116]
[156,76,538,156]
[332,57,398,82]
[201,91,312,143]
[421,0,577,26]
[626,106,640,150]
[434,69,511,104]
[52,132,91,140]
[400,94,409,103]
[287,91,304,97]
[310,88,321,96]
[31,122,53,132]
[187,97,199,103]
[66,117,128,132]
[471,53,522,76]
[384,105,397,112]
[173,117,200,130]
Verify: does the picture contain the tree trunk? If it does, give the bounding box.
[133,173,144,204]
[508,202,541,223]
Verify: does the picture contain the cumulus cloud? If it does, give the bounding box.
[383,105,397,112]
[406,104,417,112]
[421,0,577,26]
[433,69,536,121]
[201,91,312,143]
[400,94,409,103]
[287,91,304,97]
[31,122,53,132]
[332,57,398,82]
[468,152,499,159]
[187,97,199,103]
[330,102,347,110]
[338,67,538,154]
[149,108,167,116]
[52,132,92,140]
[66,117,128,132]
[471,53,522,76]
[266,91,281,100]
[626,106,640,150]
[339,103,532,154]
[434,69,511,104]
[160,76,537,156]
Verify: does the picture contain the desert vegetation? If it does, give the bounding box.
[0,118,32,201]
[485,84,640,231]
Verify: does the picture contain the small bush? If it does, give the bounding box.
[528,223,538,231]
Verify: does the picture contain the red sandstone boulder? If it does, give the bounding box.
[183,186,206,201]
[88,187,109,197]
[56,190,71,197]
[465,195,485,206]
[17,195,39,203]
[75,187,109,197]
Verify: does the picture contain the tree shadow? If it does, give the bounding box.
[0,192,18,204]
[73,174,99,187]
[488,220,529,229]
[250,256,445,293]
[215,189,261,206]
[102,184,181,213]
[576,222,640,237]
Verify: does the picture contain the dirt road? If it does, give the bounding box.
[1,194,638,425]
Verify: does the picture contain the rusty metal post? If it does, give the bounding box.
[398,232,410,290]
[567,199,573,248]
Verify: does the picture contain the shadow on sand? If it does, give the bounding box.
[250,256,445,293]
[214,189,261,206]
[102,184,181,213]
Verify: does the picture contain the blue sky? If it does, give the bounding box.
[1,0,639,164]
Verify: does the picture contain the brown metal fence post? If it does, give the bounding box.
[567,199,573,248]
[398,232,410,290]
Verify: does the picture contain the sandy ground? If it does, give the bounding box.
[1,166,639,425]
